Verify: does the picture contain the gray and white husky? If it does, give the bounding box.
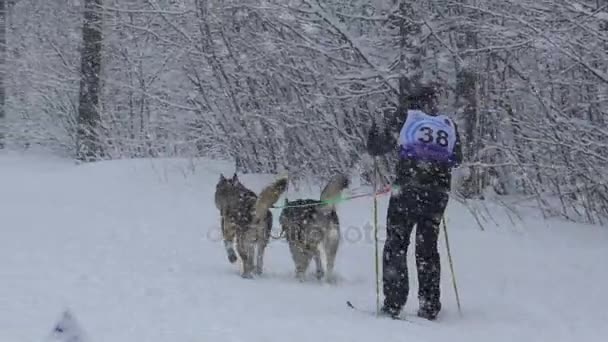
[214,173,288,278]
[279,174,349,282]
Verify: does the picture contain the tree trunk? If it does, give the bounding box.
[454,1,481,197]
[0,0,6,149]
[457,67,479,197]
[395,0,422,108]
[77,0,103,161]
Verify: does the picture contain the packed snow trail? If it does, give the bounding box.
[1,151,607,342]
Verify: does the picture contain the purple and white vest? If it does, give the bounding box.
[398,110,458,165]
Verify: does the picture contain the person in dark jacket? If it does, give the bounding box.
[366,85,463,320]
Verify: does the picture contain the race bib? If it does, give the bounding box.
[398,110,457,164]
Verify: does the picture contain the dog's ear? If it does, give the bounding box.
[219,173,226,182]
[231,173,239,184]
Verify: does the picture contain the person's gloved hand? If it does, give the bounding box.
[366,119,392,156]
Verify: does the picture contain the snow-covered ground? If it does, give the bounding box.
[1,150,607,342]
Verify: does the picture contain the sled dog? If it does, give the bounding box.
[279,174,349,282]
[215,173,288,278]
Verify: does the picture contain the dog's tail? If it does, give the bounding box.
[254,176,289,221]
[319,173,350,213]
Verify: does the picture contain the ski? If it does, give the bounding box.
[346,301,436,324]
[346,301,413,323]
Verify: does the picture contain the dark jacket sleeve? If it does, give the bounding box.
[366,122,393,156]
[366,107,406,156]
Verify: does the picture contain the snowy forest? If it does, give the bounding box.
[1,0,607,224]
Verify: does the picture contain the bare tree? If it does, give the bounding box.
[77,0,104,161]
[0,0,6,149]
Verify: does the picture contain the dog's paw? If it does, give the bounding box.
[228,253,238,264]
[254,267,263,276]
[241,272,254,279]
[325,273,338,285]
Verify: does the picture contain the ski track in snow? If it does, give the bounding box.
[1,151,607,342]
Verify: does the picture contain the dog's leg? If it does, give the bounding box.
[236,231,255,279]
[254,223,267,276]
[254,229,269,276]
[222,218,238,264]
[244,241,255,279]
[314,247,325,280]
[289,242,311,282]
[324,223,340,283]
[255,240,266,276]
[224,240,238,264]
[254,217,271,276]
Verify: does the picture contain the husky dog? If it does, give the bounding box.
[279,174,349,282]
[215,173,288,278]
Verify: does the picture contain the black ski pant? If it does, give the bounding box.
[382,186,449,314]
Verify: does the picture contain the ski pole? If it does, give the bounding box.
[373,157,381,316]
[442,216,462,315]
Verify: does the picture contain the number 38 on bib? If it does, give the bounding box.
[398,110,458,165]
